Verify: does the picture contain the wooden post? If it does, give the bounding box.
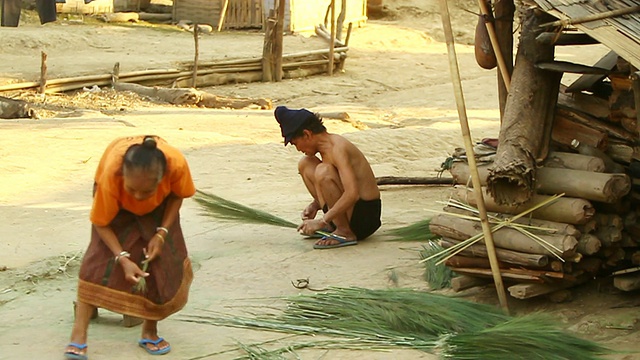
[438,0,509,314]
[274,0,285,82]
[262,9,276,82]
[218,0,229,31]
[328,0,336,76]
[39,51,47,94]
[192,24,199,88]
[337,22,352,72]
[336,0,346,41]
[111,62,120,87]
[494,0,514,121]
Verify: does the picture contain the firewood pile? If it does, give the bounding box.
[432,55,640,300]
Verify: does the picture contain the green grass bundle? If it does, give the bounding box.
[436,314,610,360]
[419,241,454,290]
[193,189,297,229]
[387,219,440,241]
[181,287,609,359]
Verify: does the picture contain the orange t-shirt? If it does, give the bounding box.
[90,136,196,226]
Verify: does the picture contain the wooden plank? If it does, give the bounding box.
[535,60,614,74]
[565,51,618,92]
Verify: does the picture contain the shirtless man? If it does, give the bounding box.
[274,106,382,249]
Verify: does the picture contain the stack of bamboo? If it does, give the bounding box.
[432,60,640,298]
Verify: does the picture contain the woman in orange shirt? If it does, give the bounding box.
[64,135,196,360]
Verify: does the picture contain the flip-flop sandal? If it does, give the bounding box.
[301,226,337,239]
[313,234,357,249]
[64,342,88,360]
[138,337,171,355]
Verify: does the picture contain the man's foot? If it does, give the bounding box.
[138,337,171,355]
[313,233,357,249]
[64,342,88,360]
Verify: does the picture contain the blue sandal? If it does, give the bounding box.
[313,234,357,249]
[138,337,171,355]
[64,342,88,360]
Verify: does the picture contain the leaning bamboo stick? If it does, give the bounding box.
[539,5,640,28]
[476,0,510,90]
[439,0,508,313]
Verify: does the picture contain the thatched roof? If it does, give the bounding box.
[530,0,640,69]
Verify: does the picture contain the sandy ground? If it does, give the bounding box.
[0,1,638,359]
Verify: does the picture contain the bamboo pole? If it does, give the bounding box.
[111,62,120,87]
[439,0,509,313]
[192,24,199,88]
[328,0,336,76]
[539,5,640,28]
[477,0,510,90]
[39,51,47,94]
[337,23,352,72]
[217,0,230,31]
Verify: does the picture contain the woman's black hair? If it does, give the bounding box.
[122,136,167,180]
[290,112,327,140]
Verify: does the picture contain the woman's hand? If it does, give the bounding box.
[144,233,165,263]
[119,257,149,284]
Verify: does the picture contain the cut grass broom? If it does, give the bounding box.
[193,189,298,228]
[387,219,440,242]
[181,287,610,359]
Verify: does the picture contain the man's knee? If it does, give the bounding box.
[298,155,320,174]
[314,163,339,182]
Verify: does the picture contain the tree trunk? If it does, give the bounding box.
[487,8,560,206]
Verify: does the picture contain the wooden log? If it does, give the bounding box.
[176,71,264,88]
[39,51,47,94]
[552,112,608,150]
[558,106,636,142]
[619,233,638,248]
[192,25,199,88]
[451,267,571,282]
[262,9,276,82]
[197,92,272,110]
[508,274,589,299]
[451,275,491,292]
[486,9,561,206]
[450,162,630,203]
[0,96,35,119]
[630,250,640,265]
[315,24,346,47]
[445,255,506,269]
[577,234,601,255]
[574,257,602,274]
[543,151,605,172]
[614,273,640,291]
[452,185,595,225]
[609,89,637,122]
[606,143,633,164]
[439,238,549,267]
[375,176,454,186]
[557,85,610,119]
[576,219,597,234]
[114,83,201,105]
[442,205,581,237]
[431,215,578,257]
[138,12,173,21]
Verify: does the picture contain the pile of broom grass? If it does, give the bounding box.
[181,287,610,359]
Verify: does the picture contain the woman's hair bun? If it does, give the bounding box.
[142,136,157,149]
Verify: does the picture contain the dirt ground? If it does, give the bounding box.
[0,1,638,359]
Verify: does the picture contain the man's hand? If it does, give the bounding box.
[301,201,321,220]
[297,218,325,236]
[120,257,149,284]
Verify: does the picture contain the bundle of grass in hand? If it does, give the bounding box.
[181,287,609,359]
[193,189,297,229]
[387,219,440,241]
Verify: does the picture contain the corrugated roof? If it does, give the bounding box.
[531,0,640,69]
